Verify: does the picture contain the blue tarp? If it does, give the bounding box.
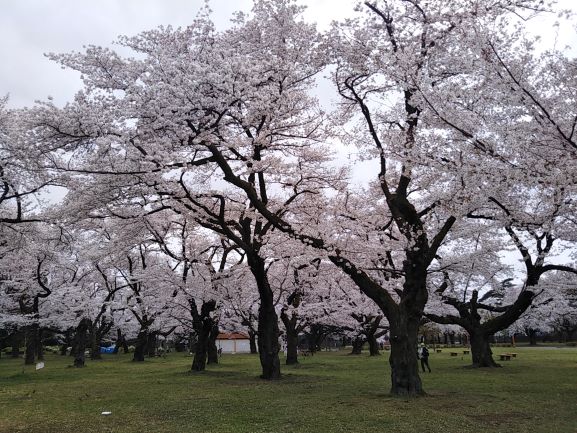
[100,346,115,354]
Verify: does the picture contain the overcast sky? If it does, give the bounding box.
[0,0,353,108]
[2,1,576,109]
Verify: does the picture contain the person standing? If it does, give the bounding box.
[419,343,431,373]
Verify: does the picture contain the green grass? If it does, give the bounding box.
[1,347,576,433]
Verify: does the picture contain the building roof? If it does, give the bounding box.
[216,332,249,340]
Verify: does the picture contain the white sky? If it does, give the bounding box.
[1,0,576,108]
[0,0,352,108]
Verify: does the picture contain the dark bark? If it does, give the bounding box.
[353,314,386,356]
[350,337,364,355]
[59,329,73,356]
[113,328,129,354]
[248,330,258,354]
[368,334,380,356]
[36,328,44,361]
[72,318,91,368]
[257,304,281,379]
[470,331,500,367]
[388,312,424,396]
[280,305,300,365]
[191,300,217,371]
[11,338,20,358]
[249,255,281,380]
[527,328,537,346]
[90,326,102,360]
[133,329,148,362]
[24,324,38,365]
[147,333,157,358]
[305,324,329,353]
[207,324,219,365]
[285,328,299,365]
[191,332,209,371]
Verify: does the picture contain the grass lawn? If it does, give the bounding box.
[1,347,576,433]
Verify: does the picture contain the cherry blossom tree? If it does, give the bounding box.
[25,0,335,380]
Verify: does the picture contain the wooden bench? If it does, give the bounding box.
[436,349,442,353]
[509,353,517,358]
[499,354,511,361]
[463,350,470,355]
[450,352,458,357]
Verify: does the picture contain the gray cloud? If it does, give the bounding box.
[0,0,353,108]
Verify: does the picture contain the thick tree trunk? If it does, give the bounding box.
[388,316,424,397]
[285,329,299,365]
[280,311,299,365]
[191,300,217,371]
[528,329,537,346]
[207,325,219,365]
[191,328,209,371]
[90,328,102,360]
[147,333,157,358]
[368,334,380,356]
[350,337,364,355]
[257,305,281,379]
[249,330,258,354]
[470,331,500,368]
[113,328,126,354]
[36,328,44,361]
[24,325,38,365]
[133,329,148,362]
[73,318,91,368]
[11,337,20,358]
[250,255,281,380]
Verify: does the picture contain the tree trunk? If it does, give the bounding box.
[368,334,380,356]
[281,311,299,365]
[11,335,20,358]
[191,300,217,371]
[133,329,148,362]
[250,255,281,380]
[350,337,364,355]
[90,328,102,360]
[36,328,44,361]
[73,318,91,368]
[207,325,219,365]
[257,304,281,379]
[470,331,500,368]
[113,328,123,354]
[249,330,258,354]
[285,330,299,365]
[528,328,537,346]
[388,315,424,397]
[191,328,209,371]
[24,325,38,365]
[147,333,157,358]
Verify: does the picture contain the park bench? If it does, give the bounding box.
[509,353,517,358]
[499,354,512,361]
[450,352,458,357]
[436,349,442,353]
[463,350,470,355]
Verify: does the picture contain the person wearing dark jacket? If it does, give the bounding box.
[419,343,431,372]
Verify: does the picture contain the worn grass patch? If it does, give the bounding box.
[0,347,576,433]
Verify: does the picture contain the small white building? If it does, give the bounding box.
[216,332,252,354]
